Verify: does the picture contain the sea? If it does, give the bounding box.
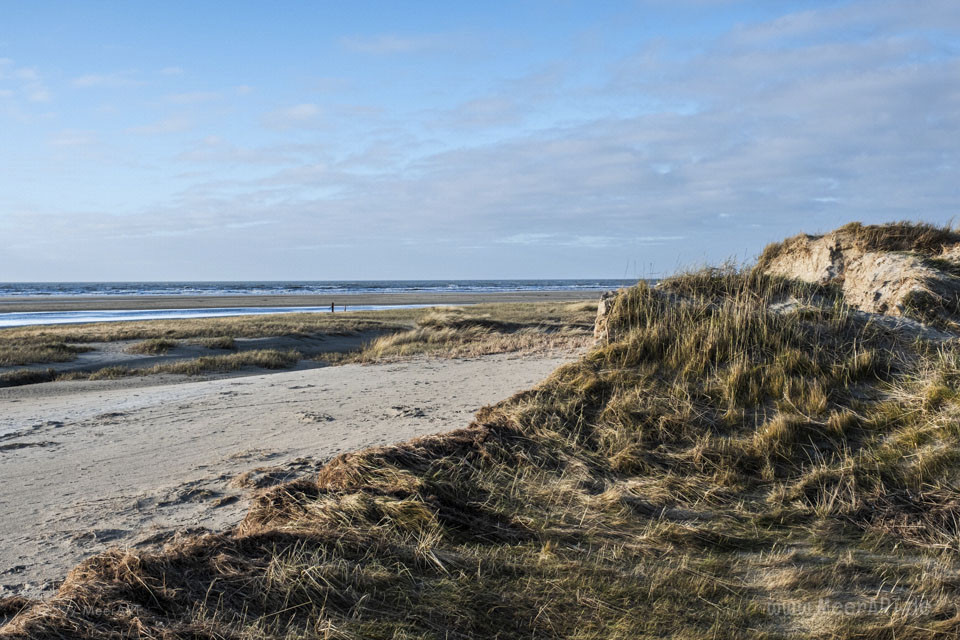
[0,280,636,298]
[0,280,638,328]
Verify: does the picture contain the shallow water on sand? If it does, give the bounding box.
[0,304,439,328]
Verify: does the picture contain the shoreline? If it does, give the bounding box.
[0,290,605,314]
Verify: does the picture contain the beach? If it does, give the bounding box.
[0,350,577,599]
[0,299,597,599]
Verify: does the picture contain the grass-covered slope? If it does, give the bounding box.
[5,266,960,638]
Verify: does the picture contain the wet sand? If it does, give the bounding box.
[0,290,604,313]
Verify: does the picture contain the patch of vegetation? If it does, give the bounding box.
[85,349,302,380]
[124,338,178,355]
[8,266,960,638]
[0,368,57,387]
[356,302,596,361]
[191,335,237,350]
[0,340,91,367]
[922,256,960,279]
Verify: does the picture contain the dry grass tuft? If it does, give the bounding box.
[124,338,178,355]
[356,303,596,361]
[192,335,237,350]
[84,349,302,380]
[0,341,90,367]
[0,368,57,387]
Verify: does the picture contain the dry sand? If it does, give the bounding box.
[0,290,600,313]
[0,351,574,599]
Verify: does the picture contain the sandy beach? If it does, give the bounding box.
[0,350,575,599]
[0,290,602,314]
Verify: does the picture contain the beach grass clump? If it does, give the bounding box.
[153,349,301,374]
[84,349,302,380]
[192,335,237,350]
[0,340,91,367]
[357,303,596,361]
[0,368,58,387]
[124,338,178,355]
[8,258,960,638]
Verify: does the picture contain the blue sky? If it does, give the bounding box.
[1,0,959,280]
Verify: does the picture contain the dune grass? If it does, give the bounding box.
[84,349,303,380]
[124,338,178,355]
[0,341,91,367]
[0,368,58,387]
[355,302,597,361]
[6,264,960,638]
[191,335,237,350]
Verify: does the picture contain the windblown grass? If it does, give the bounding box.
[85,349,302,380]
[124,338,178,355]
[356,302,596,361]
[6,264,960,638]
[0,368,58,388]
[191,336,237,350]
[0,341,90,367]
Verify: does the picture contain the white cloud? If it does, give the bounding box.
[49,129,97,147]
[164,91,219,104]
[126,116,192,135]
[72,72,141,88]
[262,103,322,130]
[340,34,442,54]
[0,59,51,104]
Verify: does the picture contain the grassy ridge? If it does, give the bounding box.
[5,265,960,638]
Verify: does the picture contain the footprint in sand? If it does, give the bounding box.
[297,411,335,423]
[390,405,427,418]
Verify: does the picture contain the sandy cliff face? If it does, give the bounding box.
[757,222,960,326]
[761,236,941,315]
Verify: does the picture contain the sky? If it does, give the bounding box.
[1,0,959,281]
